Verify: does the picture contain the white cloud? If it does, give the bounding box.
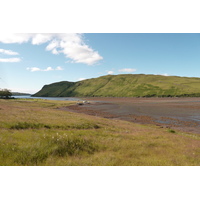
[43,67,53,71]
[0,33,33,44]
[60,39,103,65]
[52,48,59,55]
[0,58,21,62]
[107,70,114,75]
[0,48,19,55]
[78,78,86,81]
[26,67,41,72]
[154,73,170,76]
[0,33,103,65]
[118,68,137,73]
[46,39,59,51]
[161,73,169,76]
[56,66,63,71]
[26,66,64,72]
[31,33,53,45]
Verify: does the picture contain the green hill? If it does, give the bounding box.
[33,74,200,97]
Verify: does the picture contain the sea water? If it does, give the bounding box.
[12,95,82,101]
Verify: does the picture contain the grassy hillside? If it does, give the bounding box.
[33,74,200,97]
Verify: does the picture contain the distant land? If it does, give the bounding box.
[33,74,200,97]
[12,92,31,96]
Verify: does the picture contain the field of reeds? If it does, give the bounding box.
[0,98,200,166]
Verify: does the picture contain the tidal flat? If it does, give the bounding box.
[0,98,200,166]
[70,97,200,134]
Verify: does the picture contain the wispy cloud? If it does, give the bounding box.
[0,58,21,62]
[0,33,103,65]
[43,67,54,71]
[160,73,169,76]
[107,70,114,75]
[0,48,21,62]
[0,48,19,55]
[118,68,137,73]
[0,33,33,44]
[155,73,169,76]
[26,66,64,72]
[26,67,41,72]
[55,66,63,71]
[78,78,86,81]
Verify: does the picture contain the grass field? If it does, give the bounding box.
[0,98,200,166]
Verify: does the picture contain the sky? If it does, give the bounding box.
[0,33,200,94]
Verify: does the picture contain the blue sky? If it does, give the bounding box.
[0,33,200,94]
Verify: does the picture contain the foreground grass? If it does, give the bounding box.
[0,99,200,166]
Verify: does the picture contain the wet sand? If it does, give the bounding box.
[62,97,200,134]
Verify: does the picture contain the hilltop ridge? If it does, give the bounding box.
[33,74,200,97]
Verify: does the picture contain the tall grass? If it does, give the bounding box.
[1,99,200,166]
[9,122,100,130]
[0,131,100,165]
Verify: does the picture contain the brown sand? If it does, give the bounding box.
[61,97,200,134]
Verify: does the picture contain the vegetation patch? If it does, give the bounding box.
[10,122,51,130]
[66,123,100,129]
[0,89,12,99]
[0,134,99,165]
[9,122,100,130]
[168,129,176,133]
[50,135,99,157]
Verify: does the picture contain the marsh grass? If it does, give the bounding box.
[1,99,200,166]
[10,122,51,130]
[168,129,176,133]
[9,122,100,130]
[50,135,99,157]
[0,130,100,165]
[16,136,98,165]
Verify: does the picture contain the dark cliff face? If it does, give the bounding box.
[32,74,200,97]
[33,81,76,97]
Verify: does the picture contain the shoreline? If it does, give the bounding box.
[63,97,200,134]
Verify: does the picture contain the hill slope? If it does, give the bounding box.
[33,74,200,97]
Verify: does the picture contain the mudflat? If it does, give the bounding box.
[64,97,200,134]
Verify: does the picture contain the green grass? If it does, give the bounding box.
[33,74,200,97]
[9,121,100,130]
[168,129,176,133]
[1,98,200,166]
[0,133,98,165]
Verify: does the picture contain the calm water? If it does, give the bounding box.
[12,95,82,101]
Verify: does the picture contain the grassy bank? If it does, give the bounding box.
[0,98,200,166]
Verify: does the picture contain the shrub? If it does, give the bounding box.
[10,122,100,130]
[168,129,176,133]
[10,122,48,130]
[0,89,12,99]
[7,135,100,165]
[50,135,99,157]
